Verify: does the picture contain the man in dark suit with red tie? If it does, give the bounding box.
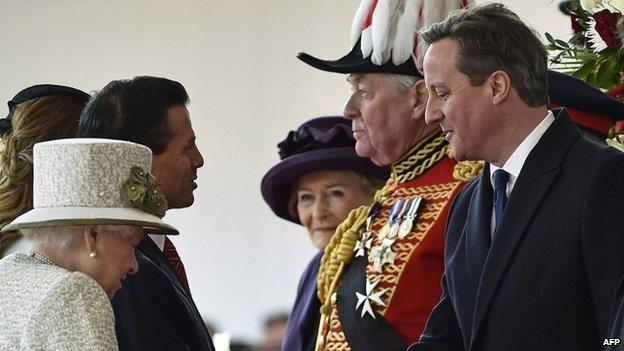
[79,76,214,351]
[408,4,624,351]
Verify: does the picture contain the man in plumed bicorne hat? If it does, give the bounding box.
[297,1,472,350]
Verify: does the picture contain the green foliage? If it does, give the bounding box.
[546,1,624,90]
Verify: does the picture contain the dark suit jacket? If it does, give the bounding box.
[112,236,214,351]
[409,110,624,351]
[281,251,322,351]
[607,276,624,351]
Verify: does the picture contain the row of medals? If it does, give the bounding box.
[350,197,426,320]
[354,197,425,273]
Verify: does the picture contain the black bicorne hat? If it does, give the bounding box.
[297,0,472,77]
[297,37,421,77]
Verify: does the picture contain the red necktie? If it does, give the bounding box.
[163,237,190,293]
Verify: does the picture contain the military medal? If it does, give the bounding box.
[354,235,374,258]
[370,237,396,272]
[355,278,387,319]
[398,197,424,238]
[355,214,376,257]
[378,222,390,240]
[389,198,411,239]
[382,199,404,239]
[354,239,366,257]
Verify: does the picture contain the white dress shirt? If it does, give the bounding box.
[149,234,166,252]
[489,110,555,236]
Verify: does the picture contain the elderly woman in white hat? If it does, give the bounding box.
[0,138,177,350]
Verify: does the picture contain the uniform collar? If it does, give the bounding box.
[390,131,446,184]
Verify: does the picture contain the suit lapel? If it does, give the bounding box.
[137,236,189,298]
[137,236,215,351]
[464,163,494,283]
[469,109,580,347]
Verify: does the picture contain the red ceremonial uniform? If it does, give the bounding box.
[318,135,467,351]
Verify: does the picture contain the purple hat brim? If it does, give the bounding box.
[261,147,388,224]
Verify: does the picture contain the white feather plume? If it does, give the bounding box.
[392,0,422,65]
[413,0,472,71]
[361,28,374,58]
[351,0,375,48]
[371,0,399,65]
[351,0,472,68]
[422,0,445,29]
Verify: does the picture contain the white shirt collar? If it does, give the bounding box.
[490,110,555,191]
[149,234,166,252]
[488,110,555,236]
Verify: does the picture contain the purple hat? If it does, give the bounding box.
[261,116,389,224]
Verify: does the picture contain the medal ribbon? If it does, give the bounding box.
[405,197,423,219]
[396,198,411,224]
[388,199,404,225]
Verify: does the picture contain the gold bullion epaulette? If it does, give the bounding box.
[453,160,485,182]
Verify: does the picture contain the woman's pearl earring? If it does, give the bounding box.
[89,251,97,258]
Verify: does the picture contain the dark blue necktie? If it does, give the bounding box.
[492,169,509,234]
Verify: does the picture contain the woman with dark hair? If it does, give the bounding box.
[0,84,90,257]
[261,116,388,351]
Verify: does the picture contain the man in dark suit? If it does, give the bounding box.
[79,76,214,351]
[408,4,624,350]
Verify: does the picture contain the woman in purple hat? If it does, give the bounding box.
[261,116,388,351]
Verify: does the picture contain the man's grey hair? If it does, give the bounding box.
[386,74,418,93]
[21,224,137,248]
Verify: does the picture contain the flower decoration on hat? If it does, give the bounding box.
[278,122,354,160]
[548,0,623,94]
[121,166,168,218]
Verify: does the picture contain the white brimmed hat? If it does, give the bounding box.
[1,138,178,235]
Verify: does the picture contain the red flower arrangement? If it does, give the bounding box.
[547,0,623,91]
[549,0,624,149]
[593,9,622,47]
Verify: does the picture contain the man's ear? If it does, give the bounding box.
[411,79,429,120]
[490,70,511,106]
[82,225,98,253]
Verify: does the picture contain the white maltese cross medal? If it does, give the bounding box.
[355,277,387,319]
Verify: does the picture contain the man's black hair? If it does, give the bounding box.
[79,76,189,154]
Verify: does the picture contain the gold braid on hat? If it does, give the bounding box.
[314,132,451,350]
